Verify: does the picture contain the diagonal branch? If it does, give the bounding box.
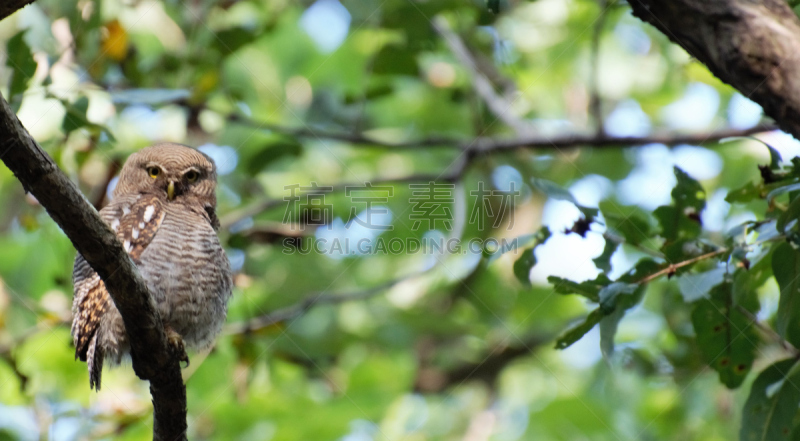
[0,0,35,22]
[628,0,800,140]
[415,334,551,393]
[0,93,187,441]
[433,16,536,137]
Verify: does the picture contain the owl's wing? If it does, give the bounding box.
[72,194,165,389]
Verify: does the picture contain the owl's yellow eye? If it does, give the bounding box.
[184,170,199,183]
[147,167,160,178]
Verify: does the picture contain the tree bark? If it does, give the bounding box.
[0,0,35,22]
[629,0,800,140]
[0,93,187,440]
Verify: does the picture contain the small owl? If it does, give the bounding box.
[71,143,233,390]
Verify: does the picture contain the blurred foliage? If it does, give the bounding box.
[1,0,799,440]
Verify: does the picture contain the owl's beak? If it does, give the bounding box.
[167,181,176,200]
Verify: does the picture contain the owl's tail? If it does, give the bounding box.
[86,333,104,390]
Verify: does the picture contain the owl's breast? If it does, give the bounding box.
[136,204,233,347]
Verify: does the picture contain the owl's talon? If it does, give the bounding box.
[165,326,190,368]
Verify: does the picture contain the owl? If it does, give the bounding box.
[71,143,233,390]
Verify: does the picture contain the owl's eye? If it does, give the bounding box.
[184,170,199,183]
[147,167,160,179]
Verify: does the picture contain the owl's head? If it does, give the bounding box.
[114,143,218,206]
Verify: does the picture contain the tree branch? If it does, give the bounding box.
[415,334,551,393]
[0,0,35,22]
[219,155,471,230]
[0,93,187,441]
[628,0,800,140]
[465,124,777,153]
[736,304,799,356]
[433,16,536,137]
[230,113,776,151]
[589,0,611,137]
[636,249,729,285]
[220,124,774,229]
[225,271,429,335]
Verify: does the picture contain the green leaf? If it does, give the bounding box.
[596,282,642,358]
[767,182,800,202]
[598,282,638,310]
[728,136,785,170]
[373,45,419,76]
[243,135,303,174]
[740,358,800,441]
[5,31,37,108]
[654,205,701,242]
[61,97,91,134]
[547,275,610,302]
[771,243,800,347]
[593,239,616,273]
[487,227,550,264]
[530,178,597,218]
[677,267,725,302]
[214,28,258,55]
[59,96,115,141]
[654,168,710,242]
[726,181,762,204]
[767,143,783,170]
[599,307,625,359]
[513,248,536,286]
[691,281,758,388]
[531,178,577,204]
[603,212,652,245]
[778,194,800,233]
[555,308,603,350]
[672,166,706,212]
[652,167,707,242]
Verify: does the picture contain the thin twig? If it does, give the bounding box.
[433,16,535,137]
[225,270,432,335]
[637,249,729,285]
[229,114,776,151]
[91,159,120,210]
[736,305,799,356]
[589,0,611,137]
[220,154,472,229]
[221,124,775,230]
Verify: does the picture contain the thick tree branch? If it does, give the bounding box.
[0,93,187,441]
[629,0,800,139]
[0,0,35,22]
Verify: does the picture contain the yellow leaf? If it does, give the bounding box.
[102,20,128,61]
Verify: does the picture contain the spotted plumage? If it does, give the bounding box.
[72,143,233,390]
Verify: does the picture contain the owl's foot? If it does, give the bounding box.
[164,325,190,368]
